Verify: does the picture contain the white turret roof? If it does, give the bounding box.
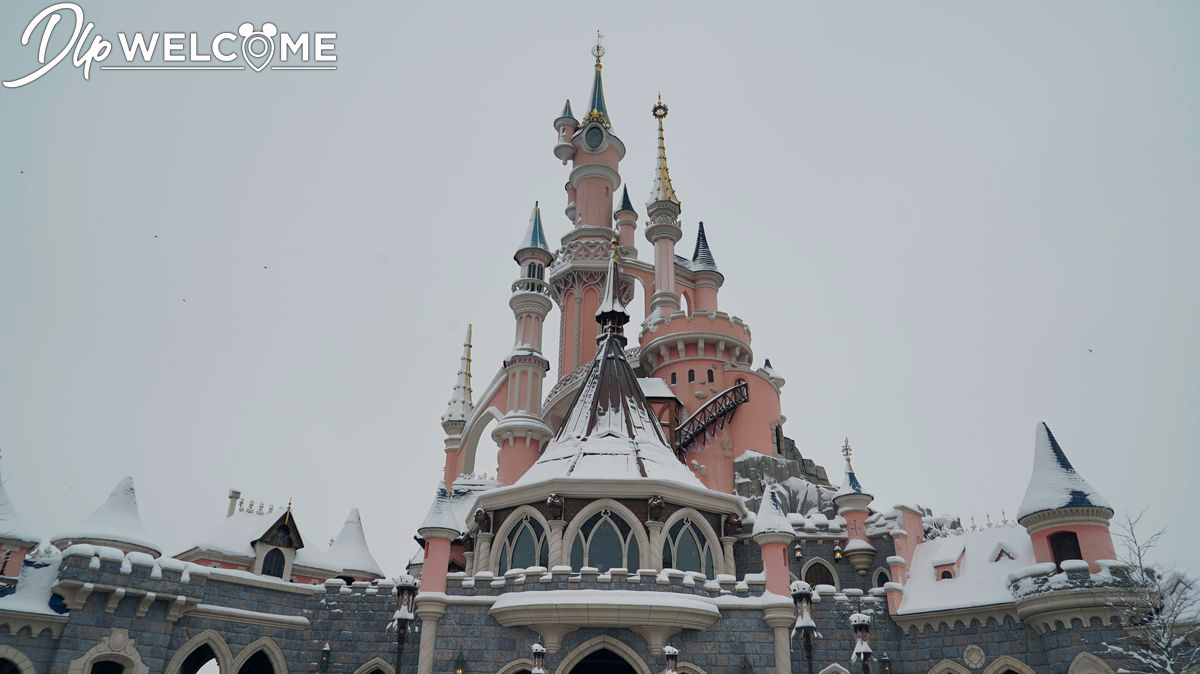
[752,485,793,536]
[54,476,160,555]
[327,508,384,577]
[0,465,38,546]
[441,325,474,425]
[1018,422,1112,520]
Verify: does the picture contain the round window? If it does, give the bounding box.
[585,126,604,150]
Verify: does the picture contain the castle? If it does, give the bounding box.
[0,42,1151,674]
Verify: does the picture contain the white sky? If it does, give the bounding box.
[1,1,1197,576]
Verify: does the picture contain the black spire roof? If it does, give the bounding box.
[691,222,718,271]
[616,186,637,216]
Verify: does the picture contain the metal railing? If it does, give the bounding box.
[674,381,750,451]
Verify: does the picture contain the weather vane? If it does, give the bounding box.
[842,437,853,460]
[592,30,605,61]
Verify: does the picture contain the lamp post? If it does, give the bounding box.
[880,653,891,673]
[319,643,331,672]
[664,645,679,674]
[790,580,819,674]
[849,613,873,673]
[389,574,419,673]
[531,643,546,674]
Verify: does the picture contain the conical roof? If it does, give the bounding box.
[691,222,718,271]
[560,99,575,120]
[752,484,793,537]
[1018,422,1112,520]
[583,57,611,128]
[441,325,474,425]
[327,508,384,577]
[518,202,550,252]
[0,464,38,546]
[648,95,679,207]
[53,476,159,555]
[615,186,637,216]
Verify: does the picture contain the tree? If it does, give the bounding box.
[1103,510,1200,673]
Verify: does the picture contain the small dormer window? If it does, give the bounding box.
[994,549,1015,562]
[262,548,286,578]
[939,570,953,580]
[1049,531,1083,568]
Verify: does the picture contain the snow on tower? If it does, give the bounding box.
[833,439,876,575]
[441,325,474,430]
[752,485,795,596]
[327,508,384,580]
[52,476,160,557]
[1017,422,1115,571]
[690,221,722,313]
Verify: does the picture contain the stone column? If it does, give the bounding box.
[463,551,475,576]
[547,520,566,567]
[474,533,494,575]
[720,536,736,576]
[415,596,447,674]
[763,605,795,674]
[645,521,665,569]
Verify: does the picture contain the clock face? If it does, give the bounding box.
[585,126,604,150]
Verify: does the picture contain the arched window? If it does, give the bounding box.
[569,510,640,572]
[670,372,677,385]
[90,663,126,674]
[336,575,355,585]
[262,548,285,578]
[803,561,835,588]
[940,570,954,580]
[1049,531,1083,568]
[687,370,695,383]
[498,515,549,574]
[706,369,714,383]
[873,568,890,588]
[661,518,715,577]
[0,660,20,674]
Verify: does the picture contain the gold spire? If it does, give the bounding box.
[583,31,611,128]
[649,93,679,205]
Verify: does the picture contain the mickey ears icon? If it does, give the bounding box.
[238,22,277,38]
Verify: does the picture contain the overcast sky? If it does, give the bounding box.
[1,1,1197,576]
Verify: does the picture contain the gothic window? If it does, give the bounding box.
[262,548,286,578]
[569,510,640,572]
[803,561,835,588]
[706,369,714,383]
[89,662,125,674]
[687,370,695,383]
[498,515,549,574]
[873,568,890,588]
[661,518,715,577]
[1049,531,1083,568]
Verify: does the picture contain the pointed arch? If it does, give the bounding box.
[800,557,840,591]
[459,403,505,478]
[981,656,1036,674]
[561,498,650,570]
[1067,652,1115,674]
[928,660,971,674]
[231,637,288,674]
[553,635,650,674]
[495,659,534,674]
[350,657,394,674]
[67,629,150,674]
[0,646,35,674]
[489,504,552,573]
[660,507,723,576]
[677,663,709,674]
[165,630,233,674]
[818,666,850,674]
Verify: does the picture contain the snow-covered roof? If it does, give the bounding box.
[690,222,718,272]
[0,465,39,545]
[53,476,160,555]
[418,477,497,535]
[637,377,678,401]
[518,202,550,252]
[441,326,474,425]
[327,509,383,577]
[1017,422,1112,520]
[897,524,1035,615]
[0,547,66,616]
[752,485,793,537]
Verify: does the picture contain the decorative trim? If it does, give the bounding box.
[488,504,552,572]
[1067,651,1116,674]
[0,645,36,674]
[351,656,395,674]
[1014,586,1133,634]
[817,666,851,674]
[0,609,68,638]
[560,499,652,570]
[164,630,234,674]
[1018,507,1114,534]
[475,478,745,519]
[553,635,651,674]
[928,660,971,674]
[963,644,986,669]
[893,603,1019,634]
[981,655,1036,674]
[231,636,289,674]
[800,557,840,591]
[67,628,150,674]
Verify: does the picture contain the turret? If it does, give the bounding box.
[439,325,474,487]
[753,485,795,596]
[614,186,638,256]
[546,36,628,376]
[689,222,722,313]
[645,94,683,315]
[52,476,160,557]
[1017,422,1115,571]
[492,204,555,484]
[832,439,876,575]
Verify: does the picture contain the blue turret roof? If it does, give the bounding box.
[1018,422,1112,520]
[561,99,575,120]
[519,202,550,252]
[615,186,636,216]
[583,60,611,128]
[691,222,718,271]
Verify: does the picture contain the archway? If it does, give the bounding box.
[568,649,636,674]
[236,652,273,674]
[180,645,218,674]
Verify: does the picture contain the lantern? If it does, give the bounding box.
[789,580,819,672]
[834,544,843,562]
[880,653,892,673]
[319,643,331,672]
[850,612,873,673]
[664,645,679,674]
[454,652,467,674]
[531,643,546,674]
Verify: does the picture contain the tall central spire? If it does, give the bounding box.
[648,94,679,207]
[583,31,611,129]
[595,241,629,343]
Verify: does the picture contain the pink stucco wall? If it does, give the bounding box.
[1030,522,1116,572]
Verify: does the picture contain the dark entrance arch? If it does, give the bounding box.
[237,652,274,674]
[180,644,219,674]
[569,649,636,674]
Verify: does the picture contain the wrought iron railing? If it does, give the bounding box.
[511,278,550,295]
[674,381,749,451]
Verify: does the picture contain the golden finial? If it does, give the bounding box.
[652,92,668,120]
[592,30,605,63]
